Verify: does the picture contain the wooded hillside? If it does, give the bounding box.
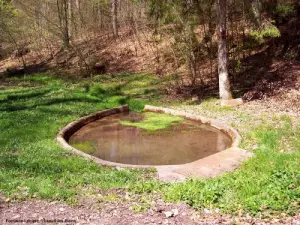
[0,0,299,104]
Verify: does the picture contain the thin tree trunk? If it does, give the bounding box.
[217,0,232,100]
[112,0,118,37]
[68,0,73,40]
[251,0,261,27]
[57,0,70,49]
[63,0,70,48]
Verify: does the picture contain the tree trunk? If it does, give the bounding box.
[217,0,232,100]
[57,0,70,49]
[112,0,118,37]
[68,0,73,39]
[251,0,262,27]
[63,0,70,48]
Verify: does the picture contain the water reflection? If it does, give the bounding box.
[69,112,232,165]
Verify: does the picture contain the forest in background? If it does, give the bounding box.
[0,0,299,103]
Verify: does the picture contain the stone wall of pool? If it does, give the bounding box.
[57,105,252,182]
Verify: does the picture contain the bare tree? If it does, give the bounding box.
[57,0,70,48]
[112,0,118,37]
[217,0,232,100]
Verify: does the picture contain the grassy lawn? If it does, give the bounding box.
[0,73,299,217]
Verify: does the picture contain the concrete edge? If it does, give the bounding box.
[56,105,151,169]
[56,105,253,182]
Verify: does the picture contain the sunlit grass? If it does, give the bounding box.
[0,72,160,203]
[0,72,299,216]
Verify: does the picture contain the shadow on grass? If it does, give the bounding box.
[89,73,164,103]
[0,62,49,78]
[0,97,101,112]
[1,89,52,102]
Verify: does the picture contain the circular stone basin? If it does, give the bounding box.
[69,112,232,166]
[58,105,252,181]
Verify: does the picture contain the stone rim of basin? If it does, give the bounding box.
[56,105,252,182]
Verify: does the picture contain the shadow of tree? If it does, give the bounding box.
[1,62,49,78]
[179,50,299,102]
[0,97,101,112]
[233,52,299,100]
[1,88,52,102]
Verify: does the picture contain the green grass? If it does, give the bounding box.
[0,72,299,216]
[199,97,234,112]
[0,72,161,203]
[120,112,183,131]
[163,118,300,216]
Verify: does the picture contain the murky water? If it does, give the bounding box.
[69,112,232,165]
